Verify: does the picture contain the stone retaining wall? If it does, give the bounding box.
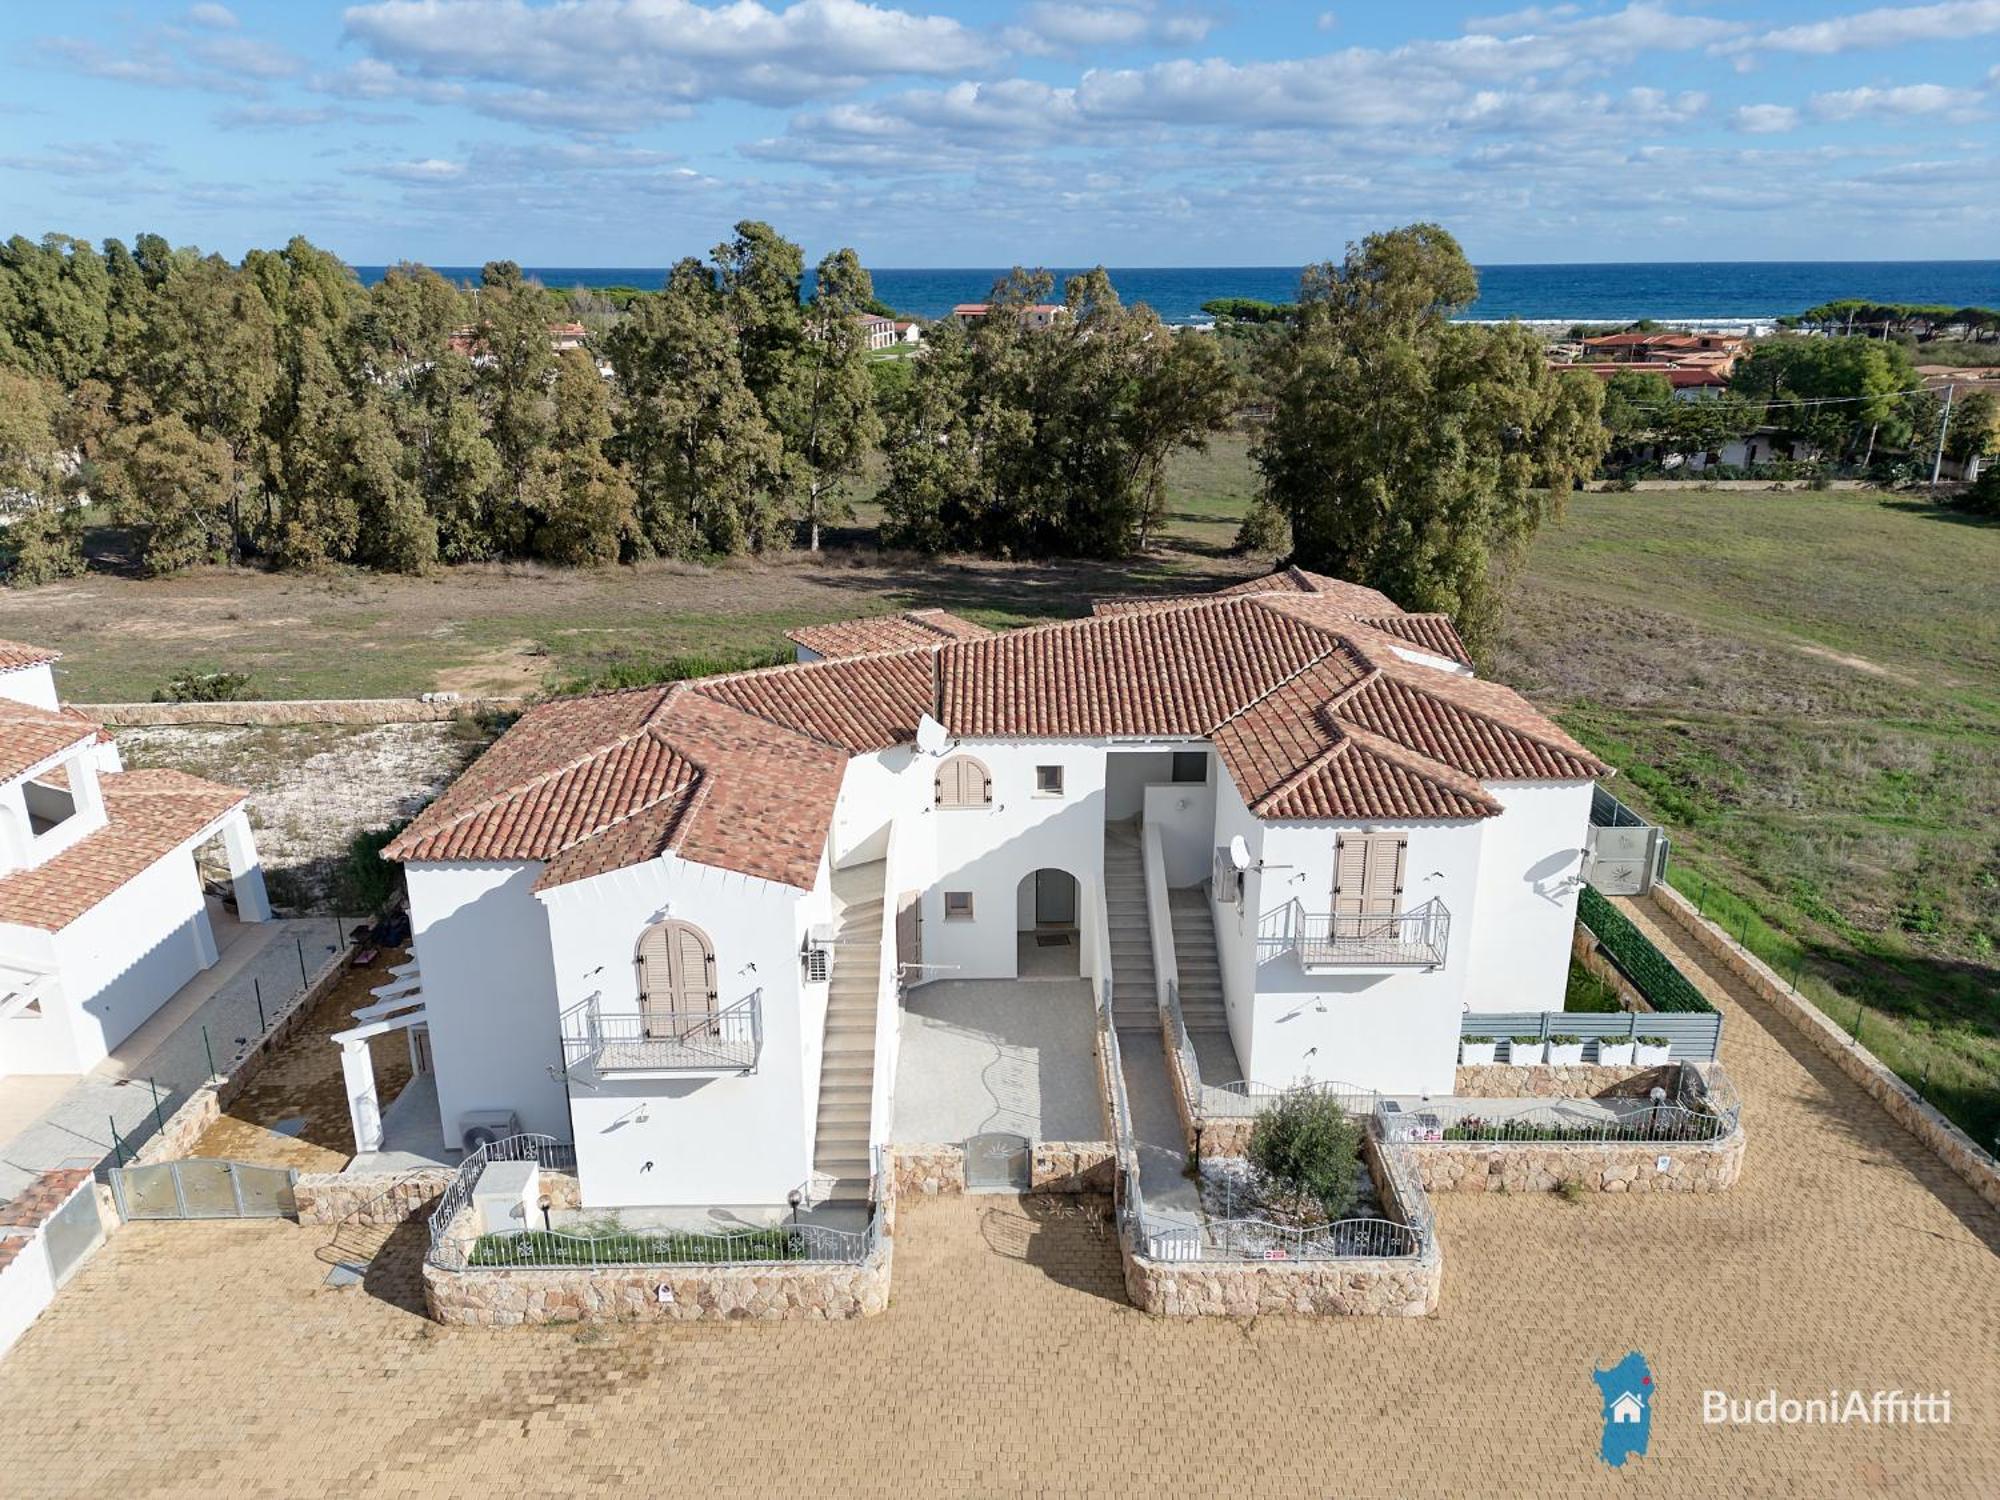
[1451,1063,1676,1097]
[886,1144,1113,1196]
[131,940,354,1168]
[422,1190,896,1325]
[1408,1124,1745,1194]
[80,697,523,727]
[296,1168,581,1226]
[1649,884,2000,1215]
[891,1147,966,1197]
[1123,1246,1439,1317]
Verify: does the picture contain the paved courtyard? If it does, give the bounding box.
[0,897,1996,1496]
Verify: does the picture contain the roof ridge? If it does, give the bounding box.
[1335,722,1504,812]
[545,763,707,864]
[1251,736,1354,816]
[1344,658,1603,772]
[696,640,936,691]
[1199,644,1344,737]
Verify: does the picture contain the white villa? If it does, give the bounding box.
[0,640,271,1078]
[371,568,1614,1218]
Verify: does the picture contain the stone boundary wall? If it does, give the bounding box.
[1452,1062,1675,1097]
[886,1144,1113,1197]
[129,940,355,1169]
[1122,1136,1441,1318]
[79,697,524,728]
[422,1187,897,1325]
[1408,1123,1745,1195]
[1648,885,2000,1216]
[295,1168,581,1227]
[1579,478,1872,493]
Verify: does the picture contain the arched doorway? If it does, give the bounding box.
[636,919,717,1033]
[1015,868,1080,979]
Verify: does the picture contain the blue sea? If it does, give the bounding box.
[355,260,2000,327]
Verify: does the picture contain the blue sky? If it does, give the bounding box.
[2,1,1997,267]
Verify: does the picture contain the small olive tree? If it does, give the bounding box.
[1247,1085,1363,1221]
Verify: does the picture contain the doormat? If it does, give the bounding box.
[1034,933,1072,947]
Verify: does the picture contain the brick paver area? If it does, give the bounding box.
[1,896,1995,1497]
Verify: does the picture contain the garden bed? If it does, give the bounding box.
[469,1222,813,1267]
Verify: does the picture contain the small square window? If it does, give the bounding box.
[1035,765,1064,797]
[943,891,975,921]
[1171,751,1208,784]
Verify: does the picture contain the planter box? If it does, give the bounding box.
[1547,1043,1585,1065]
[1596,1042,1635,1065]
[1460,1041,1496,1065]
[1635,1042,1671,1065]
[1507,1041,1543,1065]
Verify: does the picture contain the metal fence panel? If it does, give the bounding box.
[113,1163,184,1219]
[1458,1009,1722,1060]
[175,1160,242,1217]
[109,1160,299,1221]
[232,1164,299,1217]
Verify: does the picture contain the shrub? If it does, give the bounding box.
[1548,1033,1583,1045]
[1246,1086,1362,1221]
[332,821,408,916]
[1638,1034,1670,1048]
[1509,1034,1541,1045]
[1463,1034,1494,1045]
[1577,887,1715,1013]
[153,668,253,703]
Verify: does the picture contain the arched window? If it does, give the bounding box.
[934,754,993,809]
[635,919,716,1033]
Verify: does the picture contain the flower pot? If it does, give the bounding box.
[1596,1041,1635,1066]
[1508,1041,1543,1065]
[1635,1042,1671,1065]
[1547,1043,1585,1065]
[1460,1041,1496,1066]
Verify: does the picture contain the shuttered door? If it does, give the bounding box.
[1333,835,1407,919]
[638,921,716,1034]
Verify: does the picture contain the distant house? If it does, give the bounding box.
[548,322,589,353]
[854,314,898,351]
[1578,330,1745,377]
[951,302,1070,330]
[446,323,592,362]
[894,320,922,345]
[1563,363,1733,399]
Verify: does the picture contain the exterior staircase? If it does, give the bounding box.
[812,860,885,1202]
[1168,888,1230,1033]
[1104,824,1157,1029]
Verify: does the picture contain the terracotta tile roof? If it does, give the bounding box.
[0,700,99,785]
[0,769,245,931]
[386,684,846,892]
[785,609,992,661]
[0,639,60,672]
[937,599,1334,738]
[389,566,1607,889]
[698,649,934,752]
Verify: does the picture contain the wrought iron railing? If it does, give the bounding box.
[426,1132,878,1272]
[1376,1095,1734,1145]
[1142,1214,1423,1262]
[1262,898,1451,969]
[560,991,762,1074]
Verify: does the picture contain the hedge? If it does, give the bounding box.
[1577,886,1715,1014]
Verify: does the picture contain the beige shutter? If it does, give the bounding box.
[1333,836,1368,917]
[639,921,716,1033]
[1362,837,1407,916]
[935,756,991,808]
[637,923,673,1010]
[670,923,716,1012]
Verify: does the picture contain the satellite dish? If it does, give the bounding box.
[1227,835,1251,871]
[914,714,950,756]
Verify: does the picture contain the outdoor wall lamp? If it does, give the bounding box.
[788,1188,803,1228]
[539,1193,552,1232]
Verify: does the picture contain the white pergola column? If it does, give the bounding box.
[221,809,272,923]
[340,1038,383,1155]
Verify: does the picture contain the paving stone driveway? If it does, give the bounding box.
[0,899,1995,1498]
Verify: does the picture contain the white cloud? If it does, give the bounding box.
[1729,0,2000,56]
[187,3,238,28]
[363,157,467,182]
[1810,83,1988,121]
[39,18,299,97]
[1730,103,1799,134]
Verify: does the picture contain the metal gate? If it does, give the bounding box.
[964,1132,1030,1192]
[41,1180,107,1285]
[109,1159,299,1221]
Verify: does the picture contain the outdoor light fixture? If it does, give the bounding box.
[539,1193,552,1232]
[788,1188,803,1228]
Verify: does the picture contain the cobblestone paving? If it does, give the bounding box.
[0,896,1995,1497]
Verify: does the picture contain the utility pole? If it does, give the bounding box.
[1931,383,1955,488]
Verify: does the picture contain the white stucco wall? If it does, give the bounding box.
[50,846,212,1069]
[0,662,60,713]
[539,852,817,1209]
[405,861,568,1146]
[1144,774,1215,888]
[1462,779,1594,1013]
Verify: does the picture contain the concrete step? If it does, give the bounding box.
[816,1099,871,1125]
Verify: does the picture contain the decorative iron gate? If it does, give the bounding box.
[108,1159,299,1221]
[964,1132,1030,1192]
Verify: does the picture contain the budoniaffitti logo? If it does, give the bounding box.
[1593,1352,1654,1467]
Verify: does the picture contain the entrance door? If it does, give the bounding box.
[1034,869,1077,926]
[637,920,717,1035]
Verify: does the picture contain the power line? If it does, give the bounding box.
[1615,382,1942,414]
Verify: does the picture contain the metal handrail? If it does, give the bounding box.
[1263,897,1451,969]
[560,991,763,1073]
[1144,1214,1422,1262]
[426,1133,576,1269]
[1377,1096,1734,1145]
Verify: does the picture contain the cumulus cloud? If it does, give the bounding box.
[1004,2,1216,55]
[1727,0,2000,56]
[361,157,468,183]
[1730,102,1799,134]
[39,17,300,97]
[187,3,238,27]
[1810,83,1989,121]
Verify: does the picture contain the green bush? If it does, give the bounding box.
[1577,886,1714,1013]
[1246,1086,1362,1220]
[554,647,790,696]
[333,821,407,916]
[153,668,253,703]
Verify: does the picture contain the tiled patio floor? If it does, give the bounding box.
[0,892,1994,1497]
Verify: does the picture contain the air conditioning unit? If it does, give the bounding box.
[457,1109,521,1154]
[802,924,834,984]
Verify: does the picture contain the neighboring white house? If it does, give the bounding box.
[376,567,1610,1218]
[0,639,272,1078]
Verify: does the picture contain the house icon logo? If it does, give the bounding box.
[1592,1352,1654,1467]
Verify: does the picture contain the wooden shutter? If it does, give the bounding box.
[639,920,715,1031]
[1334,835,1406,917]
[670,923,716,1010]
[1333,836,1369,917]
[935,755,991,808]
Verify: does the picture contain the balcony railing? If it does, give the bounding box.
[1262,898,1450,970]
[560,991,763,1075]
